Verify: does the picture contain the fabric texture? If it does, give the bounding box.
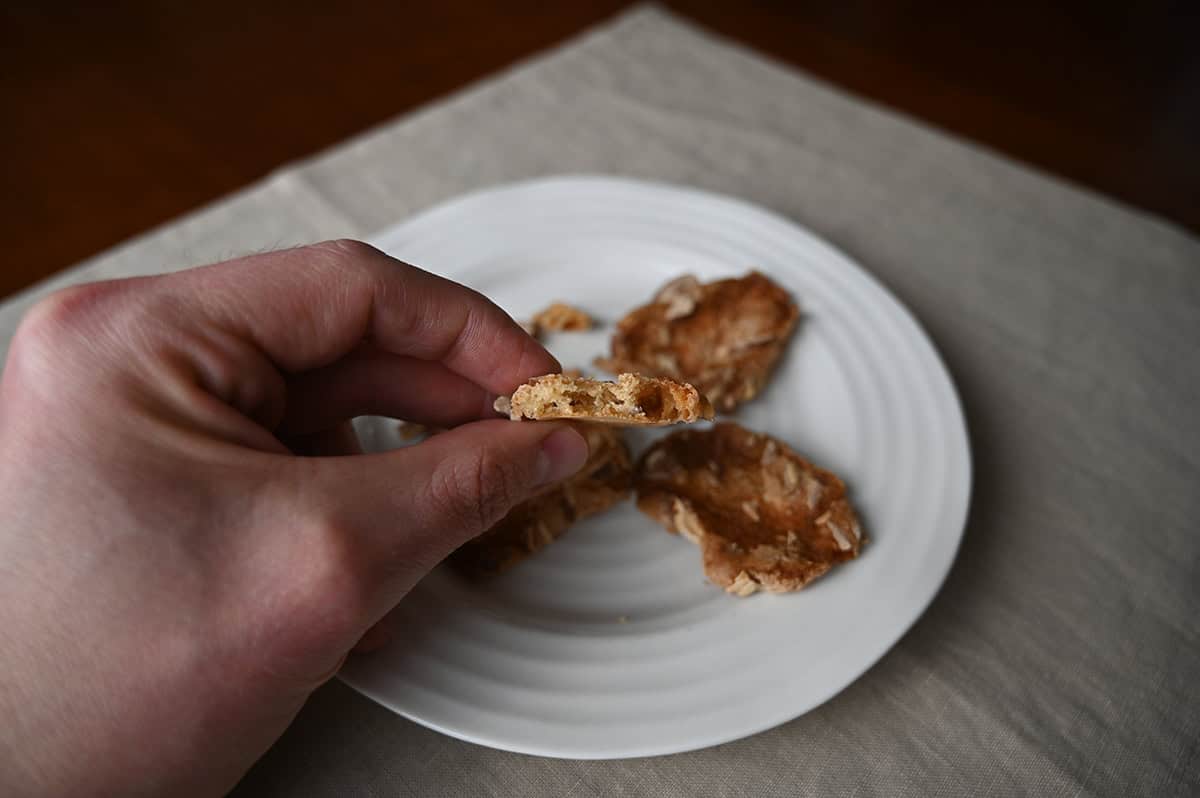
[2,6,1196,796]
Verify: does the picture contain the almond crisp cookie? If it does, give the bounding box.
[596,272,799,411]
[635,422,864,596]
[496,372,714,426]
[450,424,632,575]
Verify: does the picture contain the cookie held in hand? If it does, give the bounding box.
[495,372,714,427]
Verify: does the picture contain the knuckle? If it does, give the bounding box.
[17,283,113,346]
[426,462,486,534]
[309,239,384,273]
[305,238,403,308]
[428,448,527,535]
[290,514,372,634]
[242,510,370,688]
[470,449,516,530]
[8,283,123,383]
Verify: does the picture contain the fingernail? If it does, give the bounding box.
[535,426,589,486]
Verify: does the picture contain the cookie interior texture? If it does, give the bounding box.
[501,372,714,426]
[596,271,799,412]
[635,422,864,596]
[450,424,632,575]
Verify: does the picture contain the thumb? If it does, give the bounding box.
[307,419,589,606]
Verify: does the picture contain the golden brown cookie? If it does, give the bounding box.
[496,372,714,426]
[450,424,632,575]
[635,422,864,596]
[596,272,799,412]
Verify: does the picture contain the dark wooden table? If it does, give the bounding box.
[3,1,1197,301]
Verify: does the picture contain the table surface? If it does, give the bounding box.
[2,0,1198,301]
[1,6,1197,797]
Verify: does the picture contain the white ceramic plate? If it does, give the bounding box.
[341,176,971,759]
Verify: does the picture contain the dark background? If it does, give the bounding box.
[3,0,1197,300]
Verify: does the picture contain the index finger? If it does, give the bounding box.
[164,239,558,394]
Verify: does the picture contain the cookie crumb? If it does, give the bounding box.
[397,421,444,440]
[396,421,427,440]
[531,302,593,332]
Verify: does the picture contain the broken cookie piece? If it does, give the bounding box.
[635,422,864,596]
[496,372,714,426]
[596,271,799,412]
[530,302,593,333]
[450,424,632,575]
[396,421,445,441]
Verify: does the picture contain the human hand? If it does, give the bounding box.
[0,240,588,797]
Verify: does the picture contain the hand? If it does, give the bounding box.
[0,240,588,797]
